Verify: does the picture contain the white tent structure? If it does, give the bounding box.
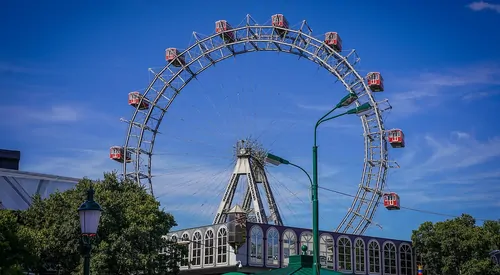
[0,167,80,210]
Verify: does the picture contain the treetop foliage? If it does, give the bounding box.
[0,172,185,274]
[412,213,500,275]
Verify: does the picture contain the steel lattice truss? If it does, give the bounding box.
[121,14,398,235]
[213,139,283,226]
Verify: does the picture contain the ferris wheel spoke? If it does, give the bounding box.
[162,161,235,214]
[156,160,234,200]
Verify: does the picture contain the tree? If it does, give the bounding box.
[0,209,34,274]
[17,172,185,274]
[412,214,500,275]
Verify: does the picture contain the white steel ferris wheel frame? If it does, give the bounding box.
[121,14,398,235]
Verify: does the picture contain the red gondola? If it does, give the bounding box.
[109,146,131,163]
[165,48,185,67]
[128,92,149,110]
[271,14,288,37]
[388,129,405,148]
[325,32,342,52]
[215,20,235,42]
[366,72,384,92]
[383,192,400,210]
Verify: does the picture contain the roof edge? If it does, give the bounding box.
[0,167,81,183]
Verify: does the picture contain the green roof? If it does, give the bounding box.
[253,255,353,275]
[222,273,248,275]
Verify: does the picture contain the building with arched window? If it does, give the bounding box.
[166,222,414,275]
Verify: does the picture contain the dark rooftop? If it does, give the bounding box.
[0,149,21,170]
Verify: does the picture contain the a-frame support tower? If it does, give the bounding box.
[213,140,283,226]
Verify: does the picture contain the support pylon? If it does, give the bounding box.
[213,140,283,226]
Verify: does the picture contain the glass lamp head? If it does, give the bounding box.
[78,187,103,235]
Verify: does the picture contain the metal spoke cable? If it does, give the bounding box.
[156,161,234,202]
[268,178,295,225]
[317,185,496,222]
[268,165,496,222]
[266,169,328,225]
[196,162,239,216]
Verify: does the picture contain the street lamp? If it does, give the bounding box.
[267,94,372,275]
[78,186,103,275]
[311,97,372,274]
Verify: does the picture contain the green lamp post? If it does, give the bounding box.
[267,94,372,275]
[78,186,103,275]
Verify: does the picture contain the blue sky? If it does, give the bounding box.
[1,0,500,240]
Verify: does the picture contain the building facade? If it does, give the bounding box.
[167,222,414,275]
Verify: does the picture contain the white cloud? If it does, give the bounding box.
[462,90,500,101]
[295,64,500,117]
[37,106,81,122]
[0,62,52,75]
[467,1,500,13]
[0,105,82,123]
[389,131,500,209]
[389,63,500,115]
[0,104,119,130]
[407,133,500,179]
[296,103,335,112]
[422,133,500,171]
[451,131,470,140]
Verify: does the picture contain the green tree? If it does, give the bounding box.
[0,209,34,274]
[18,172,185,274]
[412,214,500,275]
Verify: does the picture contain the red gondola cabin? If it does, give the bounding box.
[367,72,384,92]
[383,192,400,210]
[109,146,131,163]
[388,129,405,148]
[165,48,185,67]
[271,14,288,36]
[128,92,149,110]
[215,20,235,42]
[325,32,342,52]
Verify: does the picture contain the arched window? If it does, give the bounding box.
[300,232,313,255]
[180,233,190,267]
[320,234,334,270]
[250,226,264,264]
[159,236,168,254]
[169,235,178,258]
[217,227,228,264]
[267,227,279,266]
[192,231,202,266]
[399,243,413,275]
[383,242,397,275]
[337,236,352,271]
[368,240,381,273]
[204,229,215,266]
[282,229,297,267]
[354,238,365,273]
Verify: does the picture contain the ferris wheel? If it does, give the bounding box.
[109,14,406,235]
